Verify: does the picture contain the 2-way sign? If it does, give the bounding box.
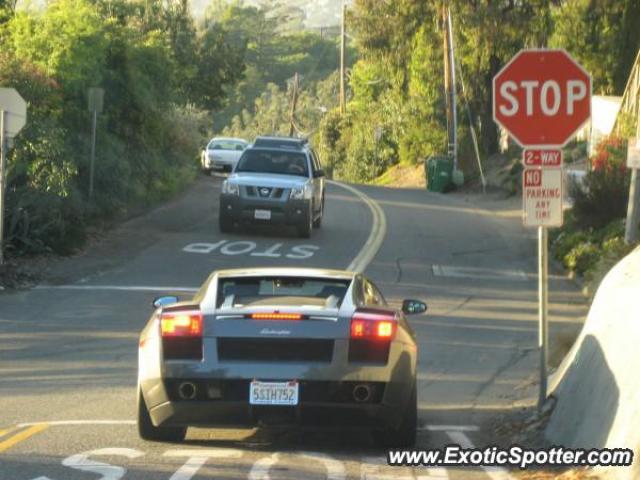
[493,49,591,147]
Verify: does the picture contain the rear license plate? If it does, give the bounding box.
[249,380,298,406]
[254,209,271,220]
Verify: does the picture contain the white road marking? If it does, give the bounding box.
[361,456,448,480]
[61,448,144,480]
[446,431,514,480]
[33,286,198,293]
[285,245,320,259]
[415,469,449,479]
[182,241,320,259]
[420,425,479,432]
[220,241,257,255]
[249,453,279,480]
[330,181,387,273]
[361,456,413,480]
[300,452,346,480]
[250,243,285,257]
[432,265,527,281]
[163,449,244,480]
[183,241,227,254]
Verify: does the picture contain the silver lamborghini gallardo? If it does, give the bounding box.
[137,268,426,447]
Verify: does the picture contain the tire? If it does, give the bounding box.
[219,211,233,233]
[137,390,186,442]
[373,381,417,448]
[297,208,313,238]
[312,199,323,228]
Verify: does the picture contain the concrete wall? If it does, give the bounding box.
[546,246,640,479]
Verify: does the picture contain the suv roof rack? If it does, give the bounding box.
[252,136,309,149]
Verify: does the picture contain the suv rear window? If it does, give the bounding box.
[209,140,247,151]
[216,276,350,309]
[236,150,309,177]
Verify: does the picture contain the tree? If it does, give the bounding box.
[550,0,640,95]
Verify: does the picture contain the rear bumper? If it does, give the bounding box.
[150,399,401,430]
[220,194,310,225]
[146,378,411,429]
[204,158,234,172]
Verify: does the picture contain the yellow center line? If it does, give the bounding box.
[0,428,14,437]
[0,423,49,454]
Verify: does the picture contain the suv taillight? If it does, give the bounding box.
[160,310,203,360]
[349,311,397,364]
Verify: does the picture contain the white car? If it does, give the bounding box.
[201,137,249,173]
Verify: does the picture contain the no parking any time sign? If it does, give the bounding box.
[523,168,563,227]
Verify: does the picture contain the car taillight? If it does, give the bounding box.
[161,311,203,337]
[350,312,397,340]
[349,311,396,364]
[160,310,203,361]
[249,313,303,320]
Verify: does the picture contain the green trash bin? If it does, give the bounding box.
[425,156,453,192]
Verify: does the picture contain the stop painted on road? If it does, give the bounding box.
[183,240,320,260]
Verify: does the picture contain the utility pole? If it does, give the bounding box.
[624,106,640,244]
[339,0,346,115]
[0,111,6,265]
[443,3,457,169]
[87,87,104,200]
[289,72,300,137]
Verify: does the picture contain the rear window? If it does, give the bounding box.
[216,276,350,309]
[235,150,309,177]
[209,140,246,151]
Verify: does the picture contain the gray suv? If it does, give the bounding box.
[218,137,325,238]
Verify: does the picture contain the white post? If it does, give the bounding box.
[538,226,549,410]
[89,109,97,199]
[0,110,6,265]
[624,111,640,244]
[339,0,346,115]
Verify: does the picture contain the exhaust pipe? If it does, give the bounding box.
[178,382,197,400]
[353,384,371,403]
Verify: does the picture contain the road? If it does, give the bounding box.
[0,176,588,480]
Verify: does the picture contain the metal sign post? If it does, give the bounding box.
[87,87,104,200]
[538,225,549,407]
[624,126,640,244]
[0,110,6,265]
[89,109,98,199]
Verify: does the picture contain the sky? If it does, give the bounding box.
[190,0,344,28]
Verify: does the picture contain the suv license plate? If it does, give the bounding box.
[249,381,298,406]
[254,209,271,220]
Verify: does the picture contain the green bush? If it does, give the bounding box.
[553,230,592,263]
[569,166,629,230]
[563,242,600,276]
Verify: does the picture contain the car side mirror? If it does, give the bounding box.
[402,299,427,315]
[313,169,325,178]
[153,295,179,309]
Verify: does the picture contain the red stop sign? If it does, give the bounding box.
[493,49,591,147]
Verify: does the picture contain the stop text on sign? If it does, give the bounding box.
[498,80,587,117]
[523,149,562,168]
[523,168,563,227]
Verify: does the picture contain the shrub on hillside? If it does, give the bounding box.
[570,135,630,230]
[563,242,600,276]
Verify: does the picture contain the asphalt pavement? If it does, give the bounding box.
[0,175,588,480]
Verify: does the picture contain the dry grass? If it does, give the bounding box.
[373,163,426,188]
